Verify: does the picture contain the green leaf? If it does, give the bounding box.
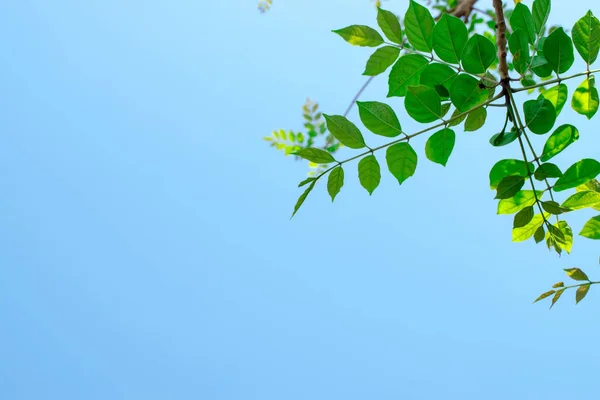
[572,10,600,65]
[358,155,381,195]
[498,190,542,214]
[432,13,468,64]
[534,163,563,180]
[377,7,403,45]
[580,215,600,239]
[495,175,526,199]
[510,3,536,44]
[523,97,556,134]
[333,25,384,47]
[425,128,455,166]
[405,85,442,123]
[534,225,546,243]
[388,55,430,97]
[298,177,316,187]
[420,63,457,98]
[554,159,600,192]
[363,46,401,76]
[441,102,452,117]
[540,124,579,162]
[538,84,568,116]
[532,55,554,78]
[553,282,565,288]
[556,221,574,253]
[550,288,565,308]
[461,34,497,74]
[514,206,534,228]
[509,29,530,74]
[293,148,336,164]
[448,108,467,127]
[386,142,418,185]
[565,267,590,281]
[541,201,570,215]
[450,74,488,112]
[562,191,600,210]
[489,159,535,189]
[323,114,366,149]
[572,76,599,119]
[404,0,435,52]
[576,284,591,304]
[490,127,519,147]
[534,289,555,303]
[513,214,546,242]
[291,181,316,218]
[357,101,402,137]
[543,27,575,73]
[464,107,487,132]
[532,0,551,36]
[327,166,344,202]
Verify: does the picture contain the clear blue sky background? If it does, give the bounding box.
[1,0,599,399]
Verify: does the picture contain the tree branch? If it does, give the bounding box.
[493,0,509,81]
[452,0,479,20]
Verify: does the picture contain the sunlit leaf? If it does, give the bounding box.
[550,288,564,308]
[572,10,600,65]
[333,25,384,47]
[540,124,579,162]
[576,284,591,304]
[538,84,568,116]
[572,76,599,119]
[513,213,547,242]
[554,159,600,192]
[565,267,590,281]
[489,159,535,189]
[580,215,600,239]
[562,190,600,210]
[498,190,542,214]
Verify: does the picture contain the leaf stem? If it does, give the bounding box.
[512,68,600,92]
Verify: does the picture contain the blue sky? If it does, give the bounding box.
[1,0,599,398]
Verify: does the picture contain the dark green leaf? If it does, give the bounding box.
[464,107,487,132]
[523,97,556,134]
[498,190,542,215]
[298,177,316,187]
[542,201,570,215]
[538,84,568,116]
[425,128,455,166]
[509,29,530,74]
[388,55,430,97]
[323,114,366,149]
[358,155,381,195]
[533,0,551,36]
[291,181,316,218]
[489,159,535,189]
[420,63,457,99]
[510,3,536,44]
[294,148,336,164]
[327,166,344,202]
[513,213,546,242]
[565,267,590,281]
[540,124,579,161]
[554,158,600,192]
[572,10,600,65]
[495,175,526,199]
[490,127,519,147]
[562,191,600,210]
[534,225,546,243]
[461,34,497,74]
[580,215,600,239]
[576,284,591,304]
[450,74,488,112]
[357,101,402,137]
[556,221,573,253]
[405,85,442,123]
[363,46,401,76]
[333,25,384,47]
[433,13,468,64]
[543,27,575,73]
[534,163,563,180]
[532,55,554,78]
[404,0,435,52]
[572,76,599,119]
[514,206,534,228]
[386,142,418,185]
[377,7,403,44]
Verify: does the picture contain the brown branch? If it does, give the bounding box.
[493,0,509,81]
[452,0,479,20]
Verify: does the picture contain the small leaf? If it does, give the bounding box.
[580,215,600,239]
[576,284,591,304]
[404,0,435,52]
[540,124,579,161]
[510,3,536,44]
[532,0,551,36]
[538,84,568,116]
[388,55,430,97]
[386,142,418,185]
[294,148,336,164]
[489,159,534,189]
[543,27,575,73]
[509,29,530,74]
[357,101,402,137]
[534,163,563,180]
[514,206,534,228]
[323,114,366,149]
[534,289,555,303]
[461,34,497,74]
[534,225,546,243]
[420,63,457,99]
[572,10,600,65]
[291,181,316,218]
[433,13,468,64]
[552,282,565,288]
[572,76,599,119]
[358,155,381,195]
[495,176,526,199]
[425,128,455,166]
[490,127,519,147]
[448,108,467,127]
[498,190,542,214]
[562,191,600,210]
[333,25,384,47]
[450,74,488,112]
[554,159,600,192]
[564,267,590,281]
[298,177,316,187]
[464,108,487,132]
[327,166,344,202]
[405,85,442,123]
[541,201,570,215]
[550,288,564,308]
[523,97,556,134]
[363,46,401,76]
[377,8,403,44]
[513,213,546,242]
[556,221,574,253]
